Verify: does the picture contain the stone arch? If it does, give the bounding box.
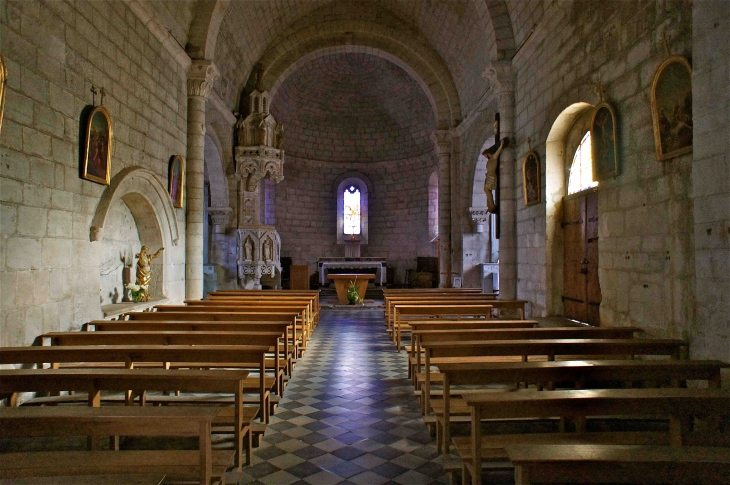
[544,102,594,316]
[186,0,230,60]
[482,0,517,60]
[90,167,181,300]
[255,3,462,130]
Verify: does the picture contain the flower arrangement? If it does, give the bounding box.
[347,278,363,305]
[125,283,148,302]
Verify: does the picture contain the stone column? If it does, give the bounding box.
[185,60,219,299]
[432,131,453,287]
[482,61,517,299]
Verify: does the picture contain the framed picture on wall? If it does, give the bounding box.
[0,54,7,134]
[81,106,113,185]
[168,155,185,208]
[521,150,541,206]
[590,102,619,181]
[651,55,692,161]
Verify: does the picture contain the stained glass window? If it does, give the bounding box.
[567,131,598,195]
[344,186,361,235]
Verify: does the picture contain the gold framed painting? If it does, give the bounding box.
[82,106,113,185]
[651,55,692,161]
[168,155,185,208]
[590,101,619,180]
[521,150,540,206]
[0,54,7,134]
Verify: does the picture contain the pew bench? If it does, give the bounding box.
[460,388,730,485]
[505,444,730,485]
[0,406,229,485]
[392,305,494,351]
[86,320,296,376]
[431,359,729,455]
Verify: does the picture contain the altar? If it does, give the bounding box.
[318,259,386,286]
[328,273,375,303]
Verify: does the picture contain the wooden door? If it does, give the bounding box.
[563,190,601,325]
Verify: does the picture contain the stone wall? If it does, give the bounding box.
[508,0,694,338]
[99,198,140,305]
[0,0,188,345]
[691,0,730,363]
[275,155,436,285]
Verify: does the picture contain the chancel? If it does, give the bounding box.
[2,1,730,484]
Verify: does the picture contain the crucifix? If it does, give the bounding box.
[482,113,510,237]
[90,85,98,106]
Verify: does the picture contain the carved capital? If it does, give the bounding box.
[431,130,452,156]
[482,61,516,94]
[469,207,491,225]
[207,206,232,227]
[187,60,220,99]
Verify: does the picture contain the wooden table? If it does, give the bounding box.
[327,273,375,303]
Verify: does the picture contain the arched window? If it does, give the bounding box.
[567,131,598,194]
[335,172,371,245]
[343,186,361,235]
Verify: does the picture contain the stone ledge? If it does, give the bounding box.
[101,298,169,319]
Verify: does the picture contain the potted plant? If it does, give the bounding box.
[347,278,363,305]
[125,283,148,302]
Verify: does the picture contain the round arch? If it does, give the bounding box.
[544,102,594,315]
[90,167,181,300]
[254,3,462,130]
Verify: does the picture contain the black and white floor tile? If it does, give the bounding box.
[230,308,448,485]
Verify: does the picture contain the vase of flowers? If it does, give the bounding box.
[125,283,148,302]
[347,278,363,305]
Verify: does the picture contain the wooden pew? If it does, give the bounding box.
[134,310,307,357]
[460,388,730,485]
[185,298,317,329]
[0,345,272,424]
[0,368,256,468]
[385,295,497,333]
[392,304,494,351]
[433,359,729,455]
[43,330,286,399]
[210,289,320,316]
[420,338,689,432]
[202,293,320,326]
[407,319,539,381]
[411,326,641,384]
[505,444,730,485]
[0,406,225,485]
[87,320,296,376]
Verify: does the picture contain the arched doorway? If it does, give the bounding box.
[545,103,602,324]
[563,129,601,325]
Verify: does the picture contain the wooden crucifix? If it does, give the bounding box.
[482,113,509,238]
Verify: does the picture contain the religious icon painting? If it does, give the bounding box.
[521,149,541,206]
[81,106,113,185]
[651,55,692,161]
[0,54,7,135]
[590,102,619,181]
[168,155,185,208]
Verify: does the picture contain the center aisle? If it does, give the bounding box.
[234,308,447,485]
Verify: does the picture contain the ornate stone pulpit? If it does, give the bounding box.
[237,226,281,289]
[234,89,285,289]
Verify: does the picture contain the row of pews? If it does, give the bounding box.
[0,290,320,485]
[383,288,730,485]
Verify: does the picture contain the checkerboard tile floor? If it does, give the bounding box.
[229,308,448,485]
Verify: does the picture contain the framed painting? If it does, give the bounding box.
[0,54,7,134]
[590,101,619,181]
[168,155,185,208]
[651,55,692,161]
[522,149,541,206]
[81,106,113,185]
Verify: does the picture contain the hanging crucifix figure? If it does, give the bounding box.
[482,113,509,213]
